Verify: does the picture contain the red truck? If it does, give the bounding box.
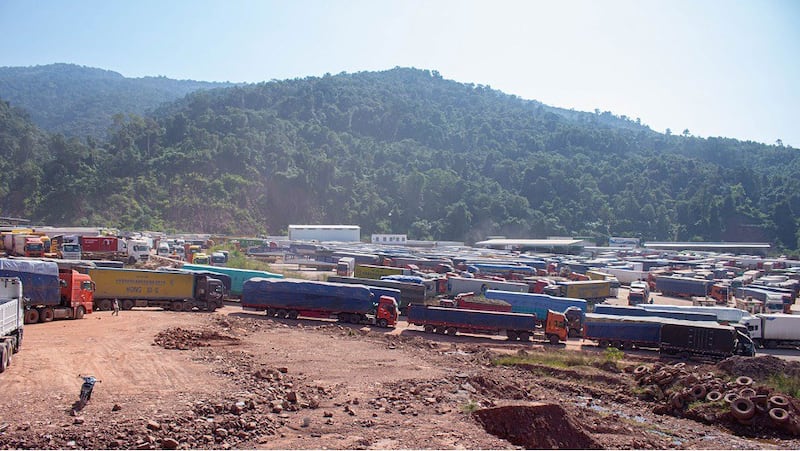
[80,236,127,261]
[439,292,511,312]
[56,269,95,320]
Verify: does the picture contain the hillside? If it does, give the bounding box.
[0,67,798,251]
[0,63,235,138]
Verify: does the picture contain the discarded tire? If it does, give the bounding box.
[673,362,686,370]
[690,384,707,401]
[634,365,649,376]
[731,397,756,421]
[724,392,740,404]
[769,395,790,409]
[769,407,790,425]
[735,376,753,387]
[706,391,723,402]
[670,392,685,409]
[739,388,757,399]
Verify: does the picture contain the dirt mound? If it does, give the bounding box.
[153,327,240,350]
[717,355,800,380]
[473,403,601,449]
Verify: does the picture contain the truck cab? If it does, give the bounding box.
[193,253,210,265]
[375,295,399,328]
[60,243,82,260]
[23,237,45,257]
[128,239,151,264]
[59,269,94,318]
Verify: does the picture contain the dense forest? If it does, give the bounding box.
[0,66,798,252]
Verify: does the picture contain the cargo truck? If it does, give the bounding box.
[655,276,711,298]
[241,278,398,328]
[0,258,94,324]
[583,314,755,358]
[336,257,356,277]
[594,304,718,322]
[157,267,233,299]
[446,276,529,296]
[484,290,586,337]
[742,314,800,348]
[7,234,46,258]
[439,292,512,312]
[407,304,567,343]
[353,264,408,279]
[85,267,224,312]
[180,263,283,298]
[327,275,426,313]
[0,277,24,373]
[640,304,753,325]
[542,280,611,303]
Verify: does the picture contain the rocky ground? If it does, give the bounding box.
[1,307,799,449]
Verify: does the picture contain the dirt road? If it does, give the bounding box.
[1,305,799,449]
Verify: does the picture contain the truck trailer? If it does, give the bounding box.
[0,277,24,373]
[484,289,587,337]
[594,304,718,323]
[542,280,611,303]
[655,276,712,298]
[406,304,566,343]
[327,275,429,313]
[241,278,398,328]
[446,276,529,296]
[180,263,283,298]
[85,267,224,312]
[743,314,800,348]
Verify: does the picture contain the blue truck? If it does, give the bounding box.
[594,304,718,322]
[583,313,755,359]
[406,304,563,342]
[241,278,398,328]
[655,275,712,298]
[327,275,429,313]
[485,290,587,337]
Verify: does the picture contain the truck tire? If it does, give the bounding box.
[75,306,85,319]
[287,310,299,320]
[445,327,457,336]
[24,309,39,324]
[769,395,790,409]
[423,325,435,334]
[0,346,7,373]
[769,407,789,425]
[122,300,134,310]
[40,308,54,323]
[735,376,753,387]
[517,331,530,342]
[690,384,707,401]
[182,301,193,312]
[4,342,11,367]
[377,318,388,328]
[206,303,217,312]
[171,301,183,311]
[548,334,559,345]
[266,308,276,317]
[506,330,519,341]
[276,309,288,319]
[731,397,756,421]
[706,391,723,402]
[98,299,112,311]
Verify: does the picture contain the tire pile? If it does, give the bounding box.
[633,361,800,437]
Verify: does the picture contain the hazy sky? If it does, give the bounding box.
[1,0,798,147]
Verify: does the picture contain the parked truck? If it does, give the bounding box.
[594,304,718,323]
[85,267,224,312]
[742,314,800,348]
[0,258,94,324]
[327,275,429,313]
[484,289,587,337]
[7,234,46,258]
[439,292,512,312]
[655,275,712,298]
[446,276,529,296]
[407,304,566,343]
[0,277,24,372]
[353,264,408,279]
[241,278,398,328]
[641,304,753,325]
[542,280,611,303]
[336,257,356,277]
[180,263,283,298]
[583,314,755,359]
[627,280,650,306]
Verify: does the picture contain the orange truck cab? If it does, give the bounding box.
[24,236,45,257]
[543,309,569,343]
[375,295,399,328]
[58,269,95,319]
[709,284,730,304]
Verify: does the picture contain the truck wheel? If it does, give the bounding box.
[0,346,6,373]
[445,327,457,336]
[24,309,39,324]
[4,342,11,367]
[40,308,54,323]
[287,310,299,320]
[122,300,134,310]
[266,308,276,317]
[171,301,183,311]
[769,407,789,425]
[182,301,193,312]
[276,309,288,319]
[206,303,217,312]
[377,318,388,328]
[435,326,447,334]
[548,334,560,345]
[517,332,530,342]
[769,395,790,409]
[423,325,434,333]
[75,306,85,319]
[506,330,519,341]
[568,328,580,338]
[98,299,112,311]
[736,376,753,387]
[731,397,756,421]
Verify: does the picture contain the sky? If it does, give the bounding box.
[1,0,798,147]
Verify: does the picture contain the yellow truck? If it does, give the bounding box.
[353,264,409,280]
[84,267,224,312]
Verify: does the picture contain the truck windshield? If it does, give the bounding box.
[27,243,43,251]
[134,245,149,252]
[64,244,80,252]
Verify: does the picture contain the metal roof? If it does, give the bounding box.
[474,238,583,248]
[643,242,770,249]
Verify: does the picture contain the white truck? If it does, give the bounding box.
[0,277,24,373]
[743,313,800,348]
[446,276,529,296]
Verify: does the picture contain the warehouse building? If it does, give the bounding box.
[288,225,360,243]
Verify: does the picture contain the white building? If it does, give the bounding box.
[288,225,360,242]
[371,234,407,244]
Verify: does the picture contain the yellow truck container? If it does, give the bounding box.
[85,267,224,312]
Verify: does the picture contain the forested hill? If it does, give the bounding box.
[1,67,798,251]
[0,63,235,138]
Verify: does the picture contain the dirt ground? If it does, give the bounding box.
[2,302,800,450]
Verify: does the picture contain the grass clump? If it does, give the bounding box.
[461,400,479,414]
[767,373,800,398]
[494,352,596,369]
